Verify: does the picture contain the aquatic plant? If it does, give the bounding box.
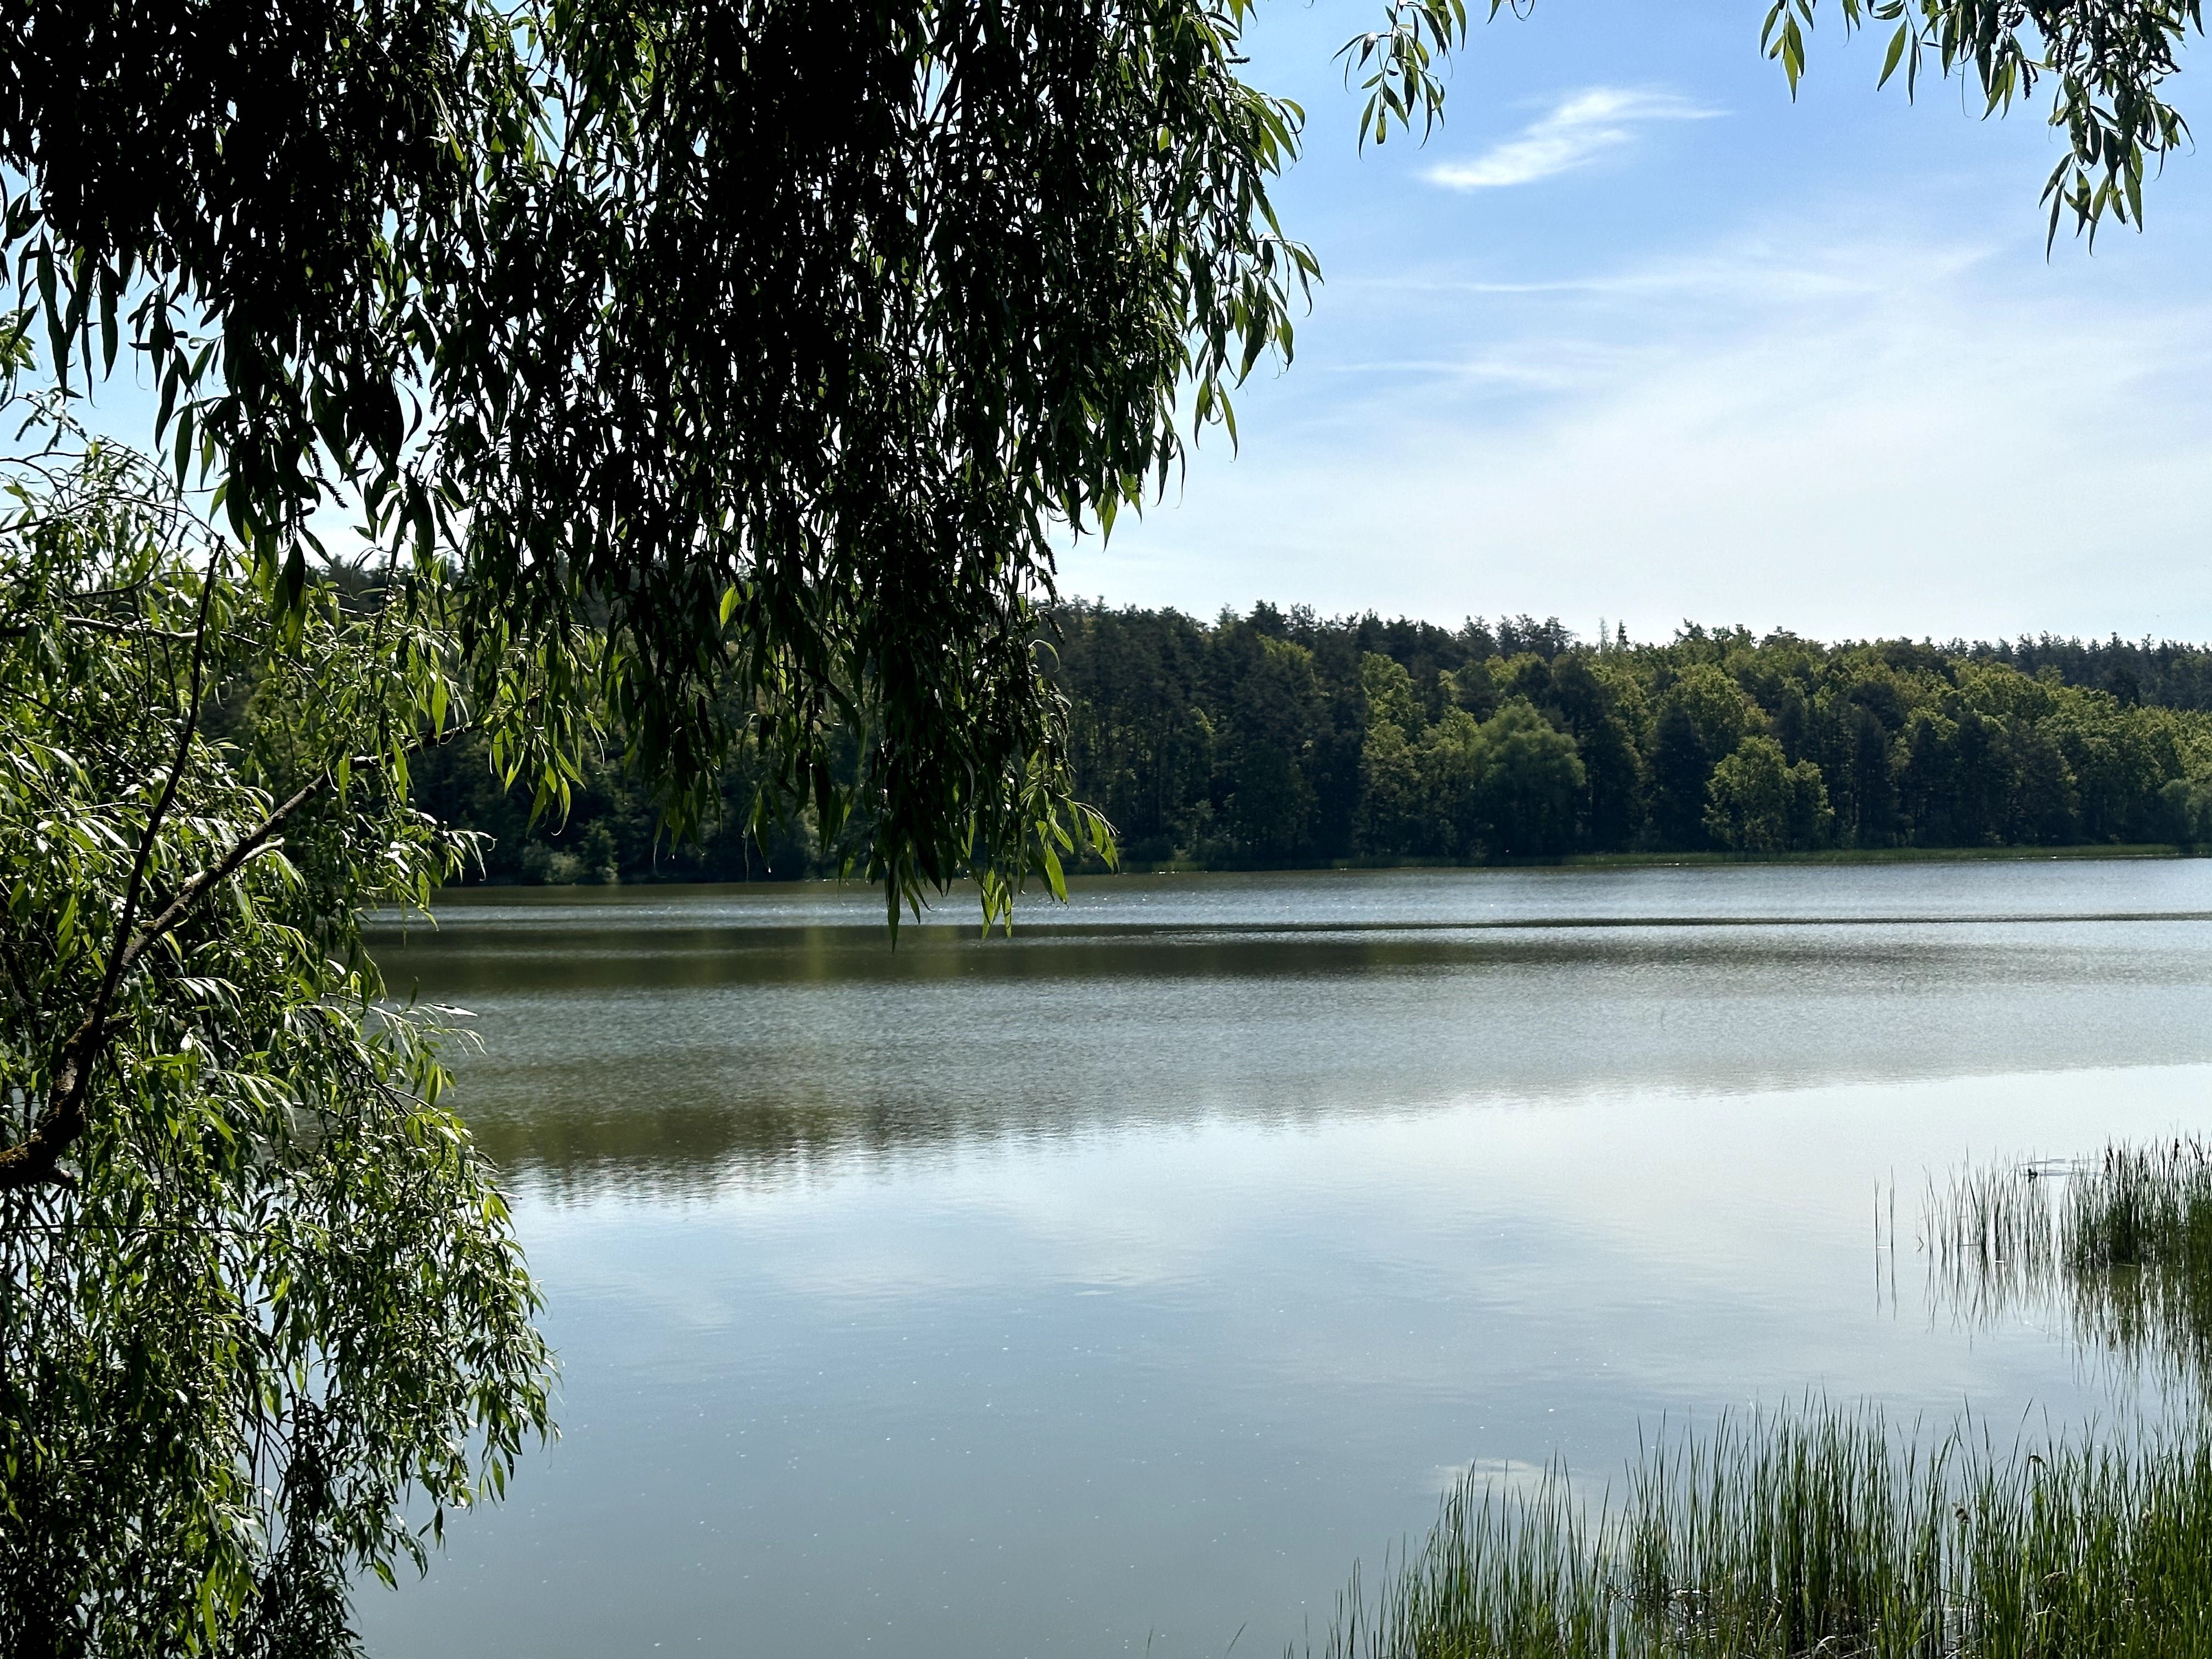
[1927,1138,2212,1394]
[1318,1463,1611,1659]
[1307,1401,2212,1658]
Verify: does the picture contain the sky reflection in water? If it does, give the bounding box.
[359,861,2212,1658]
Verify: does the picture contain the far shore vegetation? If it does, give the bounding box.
[419,606,2212,886]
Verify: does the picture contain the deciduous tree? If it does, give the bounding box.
[0,404,556,1655]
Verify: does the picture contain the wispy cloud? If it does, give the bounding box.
[1064,215,2212,643]
[1426,88,1720,190]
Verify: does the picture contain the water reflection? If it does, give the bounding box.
[1927,1139,2212,1400]
[374,865,2212,1200]
[354,862,2212,1659]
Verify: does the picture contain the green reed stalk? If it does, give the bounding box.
[1928,1138,2212,1393]
[1310,1404,2212,1659]
[1313,1143,2212,1659]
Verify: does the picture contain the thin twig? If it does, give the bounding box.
[0,614,201,642]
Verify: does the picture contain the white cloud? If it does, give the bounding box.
[1426,87,1720,190]
[1062,216,2212,644]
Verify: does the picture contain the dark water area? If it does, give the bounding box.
[358,861,2212,1657]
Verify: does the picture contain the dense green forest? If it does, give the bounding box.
[415,604,2212,882]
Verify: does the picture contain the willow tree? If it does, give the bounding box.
[0,0,1340,910]
[0,393,567,1654]
[1760,1,2202,243]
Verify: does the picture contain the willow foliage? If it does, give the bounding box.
[0,0,1358,919]
[0,409,560,1655]
[1762,0,2205,242]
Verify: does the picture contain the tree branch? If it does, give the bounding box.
[0,613,202,643]
[0,770,329,1192]
[0,701,494,1193]
[104,564,222,1012]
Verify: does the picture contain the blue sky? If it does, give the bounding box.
[1062,1,2212,645]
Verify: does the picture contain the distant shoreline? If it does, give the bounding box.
[430,840,2201,896]
[1121,843,2195,875]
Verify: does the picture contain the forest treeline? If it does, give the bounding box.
[415,603,2212,882]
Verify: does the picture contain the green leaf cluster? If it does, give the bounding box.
[0,420,555,1656]
[1762,0,2203,244]
[0,0,1349,927]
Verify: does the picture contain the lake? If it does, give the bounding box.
[357,859,2212,1658]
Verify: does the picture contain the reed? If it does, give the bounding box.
[1927,1137,2212,1392]
[1308,1403,2212,1658]
[1312,1145,2212,1658]
[1316,1463,1613,1659]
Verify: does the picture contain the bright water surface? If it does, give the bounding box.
[357,860,2212,1657]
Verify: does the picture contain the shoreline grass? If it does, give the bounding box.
[1311,1403,2212,1658]
[1927,1138,2212,1396]
[1317,1141,2212,1658]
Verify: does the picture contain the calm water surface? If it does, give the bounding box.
[358,861,2212,1657]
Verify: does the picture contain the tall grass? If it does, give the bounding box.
[1312,1139,2212,1658]
[1318,1463,1612,1659]
[1310,1139,2212,1657]
[1308,1404,2212,1658]
[1621,1407,1953,1657]
[1927,1137,2212,1392]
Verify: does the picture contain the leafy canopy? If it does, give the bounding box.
[0,0,1352,921]
[0,399,558,1654]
